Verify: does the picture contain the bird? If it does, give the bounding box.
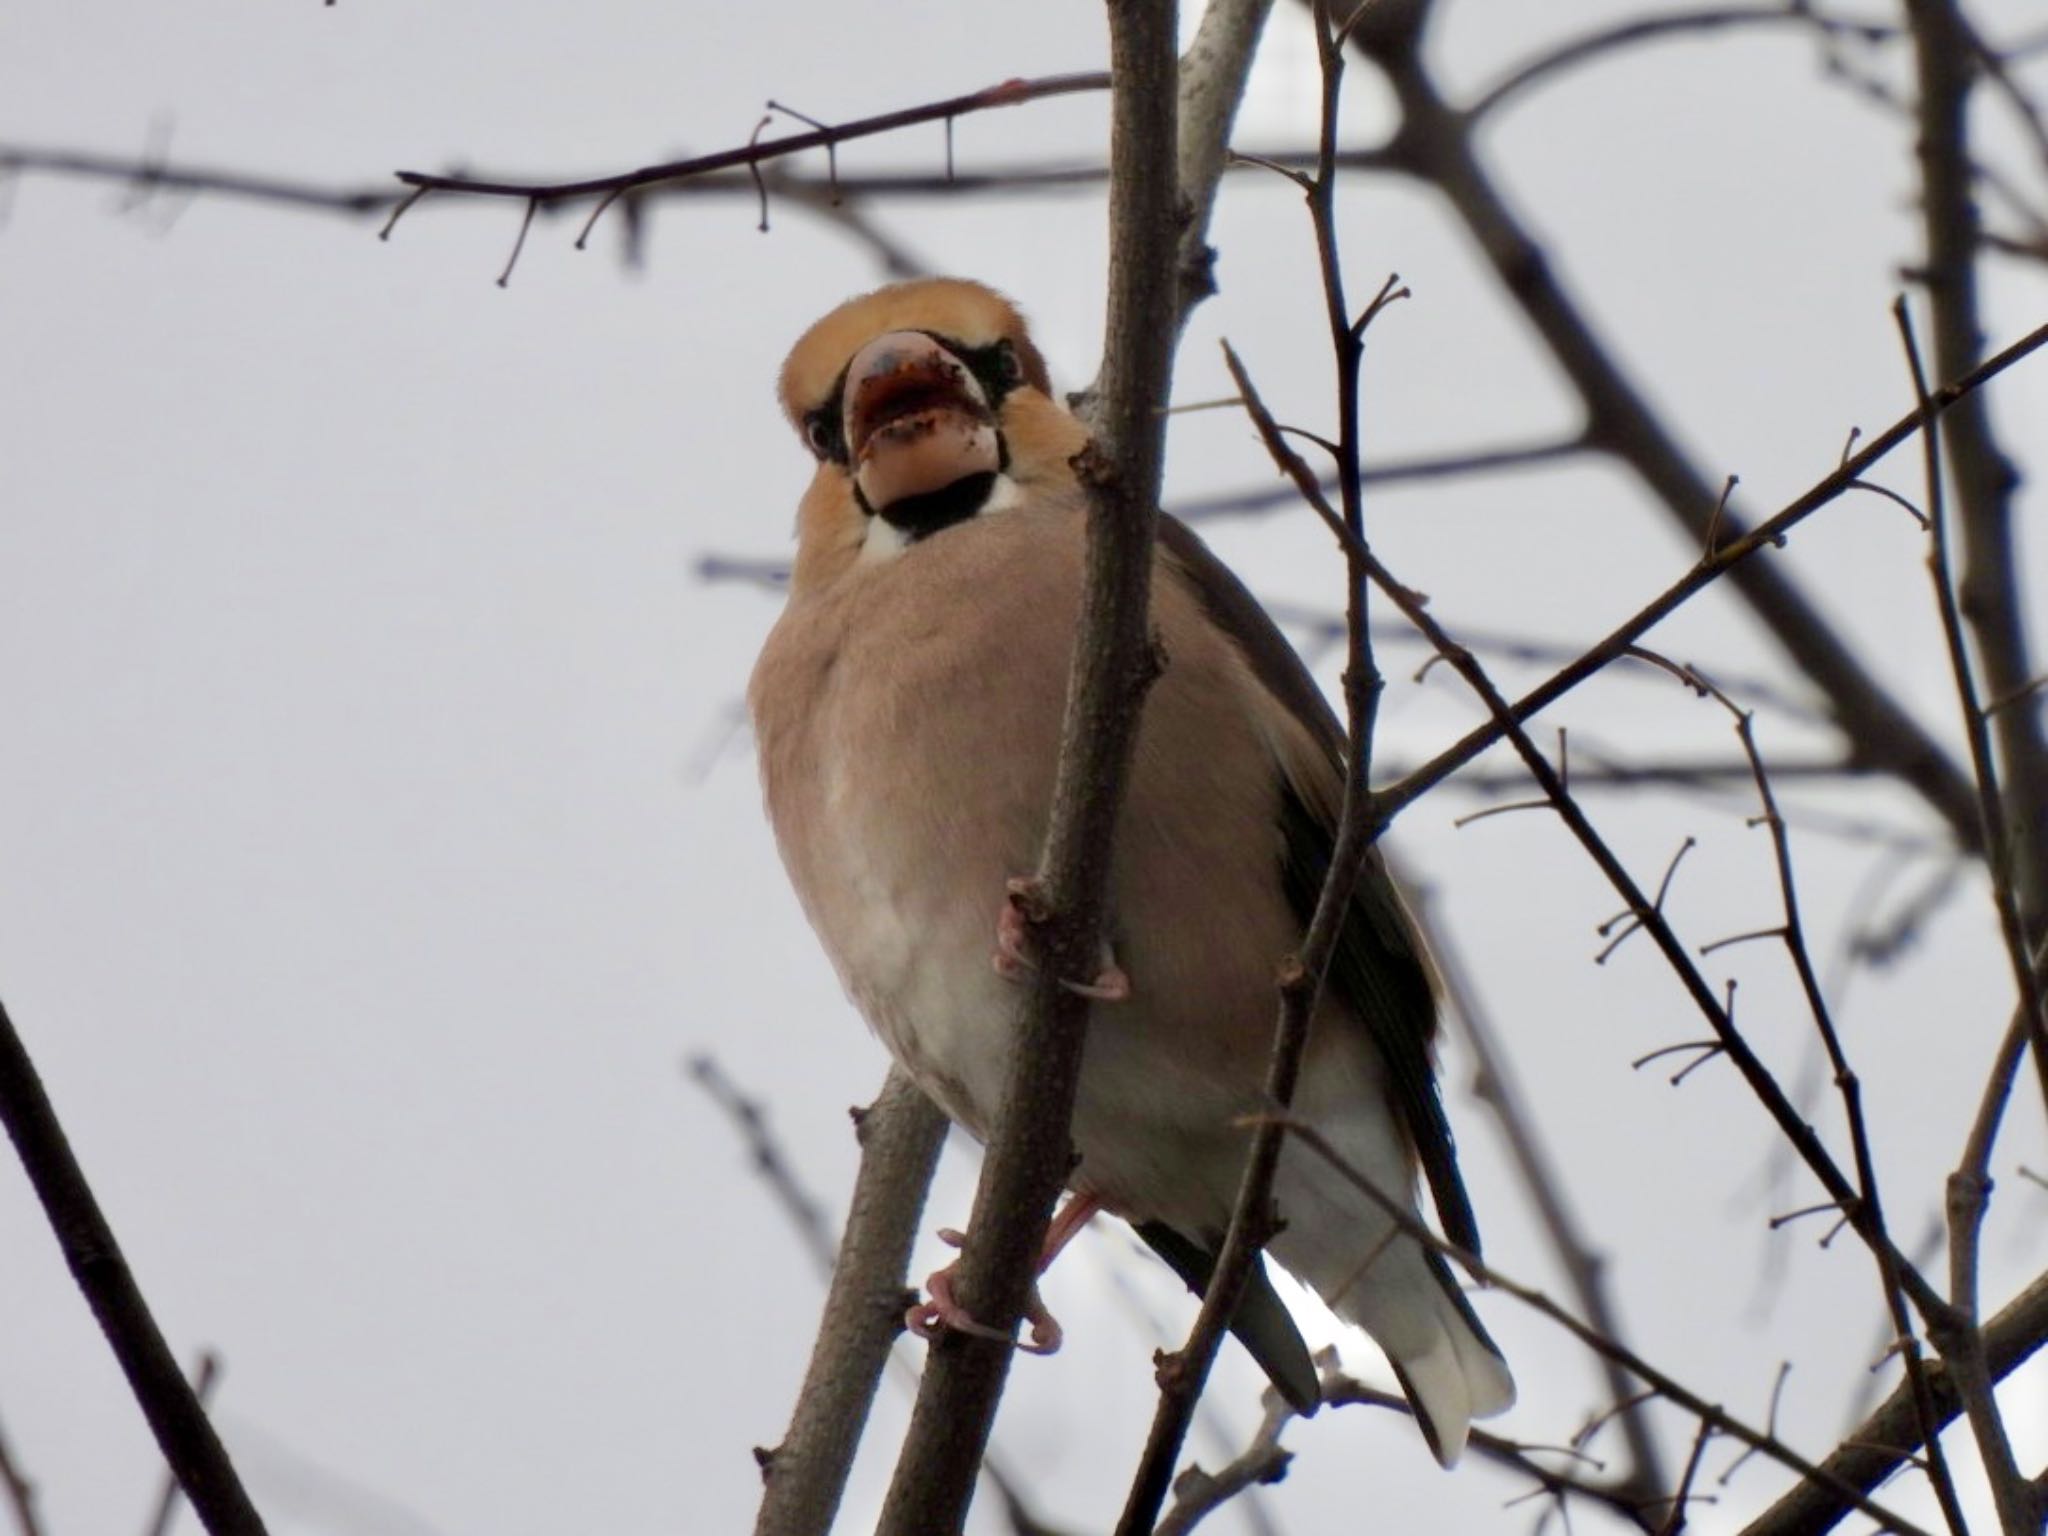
[747,277,1514,1465]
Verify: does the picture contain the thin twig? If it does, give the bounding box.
[0,1408,45,1536]
[1425,901,1671,1507]
[1354,10,1988,854]
[1674,666,1966,1532]
[1272,1115,1933,1536]
[1735,1268,2048,1536]
[1117,12,1390,1525]
[1469,4,1895,123]
[1373,319,2048,838]
[392,72,1111,202]
[1229,339,1960,1339]
[1154,1380,1296,1536]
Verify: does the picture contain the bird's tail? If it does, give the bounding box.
[1270,1121,1514,1465]
[1344,1245,1516,1466]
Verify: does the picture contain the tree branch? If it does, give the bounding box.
[1902,0,2048,928]
[873,5,1183,1530]
[0,993,268,1536]
[1735,1267,2048,1536]
[750,1068,949,1536]
[389,72,1110,205]
[1345,6,1988,855]
[1374,319,2048,832]
[1171,0,1276,326]
[1425,906,1670,1509]
[1117,14,1392,1524]
[1467,4,1895,123]
[142,1352,222,1536]
[1274,1115,1934,1536]
[0,1407,45,1536]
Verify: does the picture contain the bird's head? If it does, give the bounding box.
[777,278,1087,587]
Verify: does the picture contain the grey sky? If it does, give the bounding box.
[2,3,2044,1533]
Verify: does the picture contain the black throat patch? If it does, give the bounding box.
[868,471,1000,543]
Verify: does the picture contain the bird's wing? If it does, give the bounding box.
[1154,515,1482,1257]
[1136,1221,1320,1412]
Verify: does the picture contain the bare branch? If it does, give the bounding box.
[1903,0,2048,928]
[1154,1380,1296,1536]
[1895,302,2048,1122]
[1425,902,1670,1506]
[143,1352,223,1536]
[0,1407,46,1536]
[1274,1116,1934,1536]
[1736,1268,2048,1536]
[1677,670,1966,1532]
[1118,17,1392,1525]
[1175,437,1591,525]
[1350,11,1989,854]
[392,73,1110,204]
[0,993,269,1535]
[1228,357,1965,1335]
[1172,0,1277,327]
[750,1068,948,1536]
[875,9,1183,1530]
[1373,319,2048,836]
[1468,5,1895,123]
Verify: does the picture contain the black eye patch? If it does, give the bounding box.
[924,333,1023,405]
[802,403,847,463]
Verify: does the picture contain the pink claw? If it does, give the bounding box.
[905,1231,1063,1354]
[991,877,1131,1001]
[902,1196,1102,1356]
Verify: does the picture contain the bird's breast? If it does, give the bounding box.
[750,508,1082,1130]
[750,503,1318,1228]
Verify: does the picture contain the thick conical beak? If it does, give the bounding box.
[841,331,1001,515]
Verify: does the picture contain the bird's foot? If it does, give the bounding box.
[904,1228,1064,1355]
[991,876,1130,1001]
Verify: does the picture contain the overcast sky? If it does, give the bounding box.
[2,4,2044,1534]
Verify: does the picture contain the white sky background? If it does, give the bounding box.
[2,3,2045,1534]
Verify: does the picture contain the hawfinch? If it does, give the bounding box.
[748,278,1514,1464]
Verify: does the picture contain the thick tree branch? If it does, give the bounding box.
[873,5,1183,1531]
[1735,1267,2048,1536]
[750,1069,947,1536]
[0,994,268,1536]
[142,1353,222,1536]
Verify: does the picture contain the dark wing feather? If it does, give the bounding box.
[1155,515,1482,1257]
[1136,1222,1320,1412]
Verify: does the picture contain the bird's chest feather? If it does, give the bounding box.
[749,514,1080,1129]
[751,509,1307,1227]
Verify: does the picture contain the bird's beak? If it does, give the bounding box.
[842,330,1001,514]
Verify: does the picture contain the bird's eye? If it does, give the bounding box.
[804,412,835,460]
[994,339,1023,385]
